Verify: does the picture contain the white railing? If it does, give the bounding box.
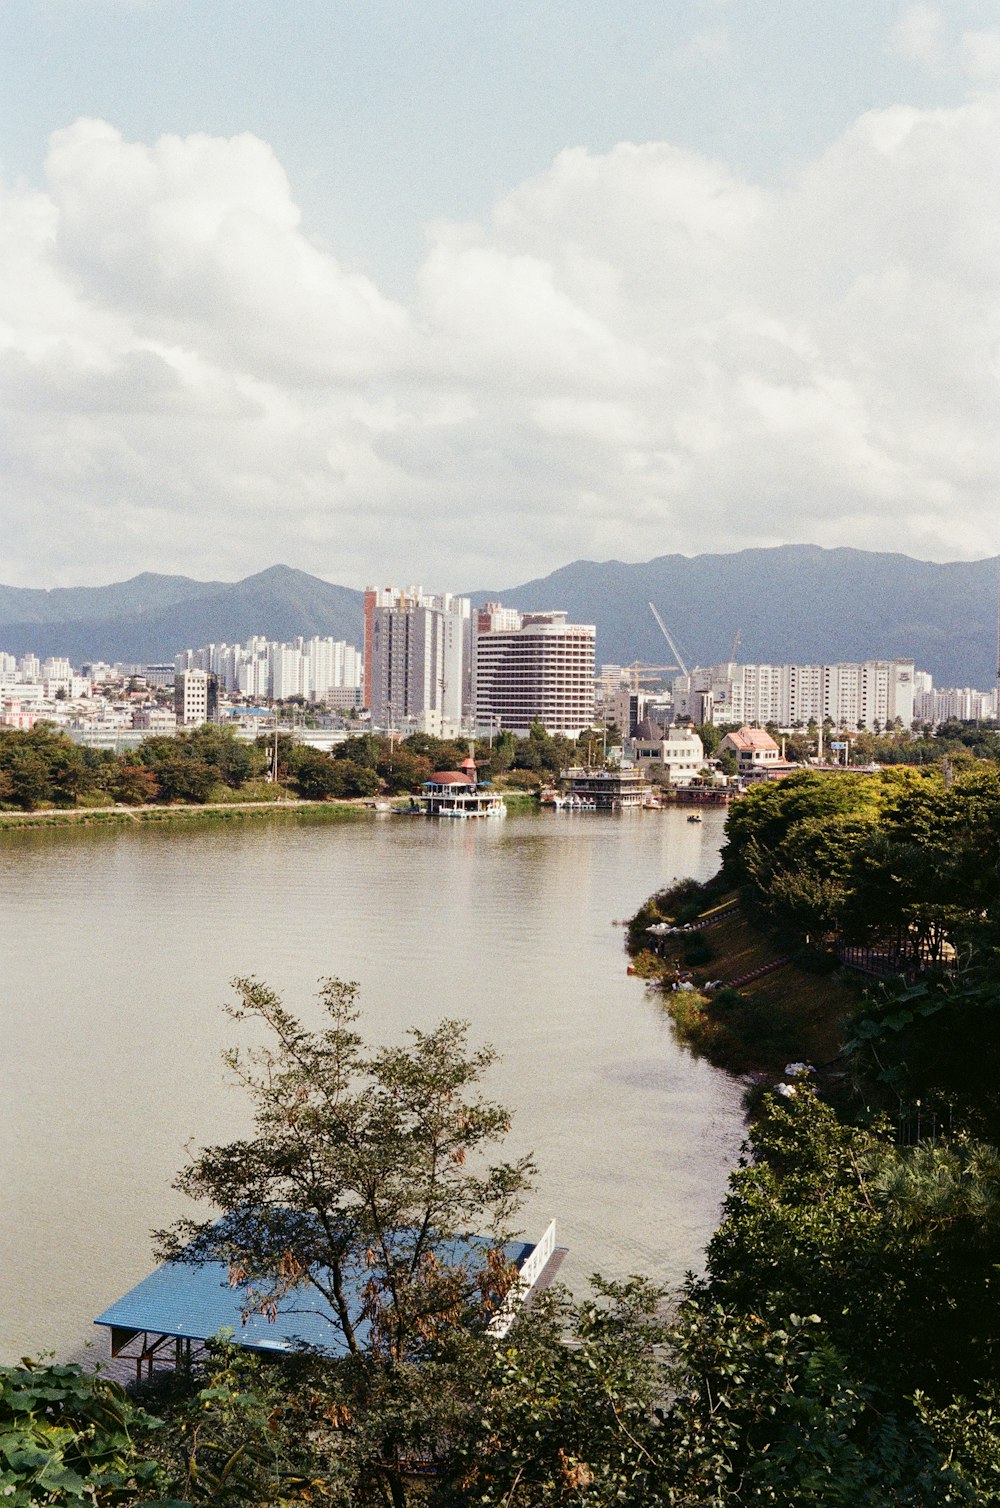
[489,1220,557,1337]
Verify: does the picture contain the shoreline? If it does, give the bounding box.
[0,797,368,830]
[0,789,542,831]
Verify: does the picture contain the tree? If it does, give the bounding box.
[2,746,52,809]
[376,745,432,795]
[488,729,516,774]
[703,1089,1000,1402]
[147,751,215,804]
[114,759,160,806]
[288,745,349,799]
[158,978,535,1506]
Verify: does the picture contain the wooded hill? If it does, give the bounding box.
[4,544,1000,684]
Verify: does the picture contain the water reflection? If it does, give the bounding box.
[0,808,744,1362]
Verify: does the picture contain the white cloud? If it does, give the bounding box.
[2,103,1000,589]
[889,4,946,69]
[961,27,1000,78]
[889,7,1000,82]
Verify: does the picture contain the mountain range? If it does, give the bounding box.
[1,548,997,689]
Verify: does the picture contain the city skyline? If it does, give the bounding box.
[1,4,999,589]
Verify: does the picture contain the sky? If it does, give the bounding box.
[1,0,1000,590]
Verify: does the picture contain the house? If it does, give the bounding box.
[717,725,793,780]
[421,756,505,817]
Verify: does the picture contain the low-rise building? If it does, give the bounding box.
[717,725,791,779]
[132,706,178,733]
[630,723,705,785]
[565,766,646,810]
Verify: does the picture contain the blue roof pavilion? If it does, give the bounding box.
[95,1220,564,1380]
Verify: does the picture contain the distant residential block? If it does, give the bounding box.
[674,659,917,730]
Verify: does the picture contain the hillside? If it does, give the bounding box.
[0,565,364,664]
[2,546,999,683]
[483,544,1000,687]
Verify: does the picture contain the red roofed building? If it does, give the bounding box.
[717,725,794,780]
[421,753,505,817]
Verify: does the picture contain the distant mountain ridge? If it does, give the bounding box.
[0,565,364,666]
[1,548,997,688]
[481,546,1000,690]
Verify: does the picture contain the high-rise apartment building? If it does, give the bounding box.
[472,605,595,737]
[176,636,361,706]
[175,669,218,727]
[365,586,470,734]
[673,659,916,730]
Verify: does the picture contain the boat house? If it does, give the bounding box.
[95,1219,563,1380]
[421,755,505,817]
[565,766,646,811]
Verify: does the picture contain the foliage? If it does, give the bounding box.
[0,725,99,809]
[658,1303,962,1507]
[451,1277,671,1506]
[137,1344,355,1506]
[703,1089,999,1402]
[157,978,534,1507]
[0,1358,162,1504]
[113,758,160,806]
[286,746,379,800]
[140,729,267,804]
[625,877,716,953]
[664,985,807,1072]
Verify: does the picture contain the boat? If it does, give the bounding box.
[687,813,703,823]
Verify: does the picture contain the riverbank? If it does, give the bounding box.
[628,879,859,1077]
[0,788,542,830]
[0,797,368,829]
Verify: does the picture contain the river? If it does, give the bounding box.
[0,806,745,1364]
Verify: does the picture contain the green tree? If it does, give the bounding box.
[147,752,215,804]
[703,1089,999,1402]
[487,729,516,774]
[0,743,52,809]
[287,745,346,799]
[158,978,535,1507]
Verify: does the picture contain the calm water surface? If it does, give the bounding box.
[0,808,744,1363]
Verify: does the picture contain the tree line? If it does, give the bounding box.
[0,722,609,811]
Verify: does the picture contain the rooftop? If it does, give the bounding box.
[95,1225,535,1358]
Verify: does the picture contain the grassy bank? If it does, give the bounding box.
[0,788,533,831]
[0,798,367,831]
[628,880,859,1076]
[495,788,540,808]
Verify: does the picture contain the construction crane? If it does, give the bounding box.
[648,603,690,678]
[624,661,677,692]
[594,662,677,698]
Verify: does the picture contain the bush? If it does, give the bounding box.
[682,933,714,966]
